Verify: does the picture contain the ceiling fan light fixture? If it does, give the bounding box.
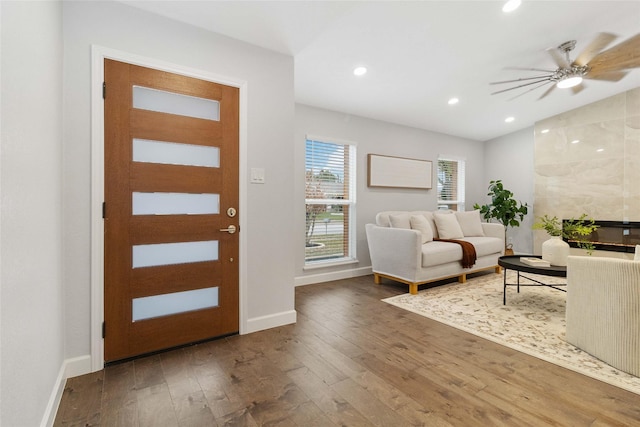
[353,66,367,76]
[502,0,521,13]
[556,76,583,89]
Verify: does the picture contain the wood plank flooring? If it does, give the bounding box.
[54,274,640,426]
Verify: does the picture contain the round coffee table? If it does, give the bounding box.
[498,255,567,305]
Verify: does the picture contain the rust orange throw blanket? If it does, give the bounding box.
[435,239,477,268]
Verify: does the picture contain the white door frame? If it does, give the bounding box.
[90,45,248,372]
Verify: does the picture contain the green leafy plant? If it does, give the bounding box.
[474,180,528,253]
[473,180,528,250]
[532,214,599,254]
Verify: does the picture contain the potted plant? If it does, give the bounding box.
[533,214,599,255]
[474,180,528,255]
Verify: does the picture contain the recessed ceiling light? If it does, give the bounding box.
[448,97,459,105]
[353,66,367,76]
[597,148,605,152]
[502,0,522,13]
[541,129,550,134]
[505,116,515,123]
[571,139,580,144]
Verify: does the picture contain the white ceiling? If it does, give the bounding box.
[121,1,640,141]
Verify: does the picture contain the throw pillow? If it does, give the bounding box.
[410,215,434,244]
[421,212,439,239]
[455,210,485,237]
[635,245,640,261]
[433,212,464,239]
[389,214,411,229]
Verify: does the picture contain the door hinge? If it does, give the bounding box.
[102,202,106,219]
[102,322,106,339]
[102,82,106,99]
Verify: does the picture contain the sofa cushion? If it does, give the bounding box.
[421,241,464,267]
[419,211,439,239]
[375,210,444,238]
[410,215,434,243]
[459,237,504,257]
[420,237,503,268]
[455,210,485,237]
[389,213,411,229]
[434,212,464,239]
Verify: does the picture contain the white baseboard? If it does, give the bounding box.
[294,266,372,287]
[245,310,297,334]
[64,355,93,379]
[40,355,93,427]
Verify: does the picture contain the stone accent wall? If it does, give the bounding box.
[533,87,640,255]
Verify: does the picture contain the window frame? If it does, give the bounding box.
[304,135,357,268]
[437,156,466,212]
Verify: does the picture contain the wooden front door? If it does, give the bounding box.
[104,59,239,363]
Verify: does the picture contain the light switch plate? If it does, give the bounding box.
[250,168,265,184]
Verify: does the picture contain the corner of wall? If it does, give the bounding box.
[245,310,297,334]
[40,356,91,427]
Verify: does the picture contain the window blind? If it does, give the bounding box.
[437,158,466,211]
[305,137,356,264]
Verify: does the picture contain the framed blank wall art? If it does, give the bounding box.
[367,154,432,189]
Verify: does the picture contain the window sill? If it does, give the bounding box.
[303,258,359,271]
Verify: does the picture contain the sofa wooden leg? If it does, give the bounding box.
[409,284,418,295]
[458,274,467,283]
[495,266,502,274]
[374,273,382,284]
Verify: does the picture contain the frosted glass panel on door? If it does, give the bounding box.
[133,241,219,268]
[133,139,220,168]
[133,192,219,215]
[133,86,220,121]
[132,287,219,321]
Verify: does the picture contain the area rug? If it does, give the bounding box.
[382,271,640,395]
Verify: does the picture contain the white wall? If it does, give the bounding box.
[1,1,65,426]
[294,104,486,283]
[62,1,295,359]
[483,127,535,254]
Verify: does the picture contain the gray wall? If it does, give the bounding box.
[483,127,536,254]
[63,1,295,357]
[1,1,65,425]
[294,104,486,283]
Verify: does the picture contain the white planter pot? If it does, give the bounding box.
[542,236,570,266]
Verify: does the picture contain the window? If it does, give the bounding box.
[437,157,465,211]
[305,136,356,266]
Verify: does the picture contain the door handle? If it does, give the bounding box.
[220,225,237,234]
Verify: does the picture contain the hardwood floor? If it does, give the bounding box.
[54,274,640,426]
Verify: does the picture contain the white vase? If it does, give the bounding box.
[542,236,570,266]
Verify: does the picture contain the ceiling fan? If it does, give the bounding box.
[490,32,640,100]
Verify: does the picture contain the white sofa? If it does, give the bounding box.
[365,210,504,294]
[566,255,640,377]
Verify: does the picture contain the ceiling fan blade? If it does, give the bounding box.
[504,66,557,73]
[490,78,552,95]
[574,32,617,66]
[585,70,628,81]
[547,47,570,69]
[506,80,554,101]
[587,33,640,72]
[490,75,553,85]
[538,84,556,100]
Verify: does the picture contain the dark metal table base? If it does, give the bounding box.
[502,269,566,305]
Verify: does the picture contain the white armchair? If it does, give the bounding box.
[566,255,640,377]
